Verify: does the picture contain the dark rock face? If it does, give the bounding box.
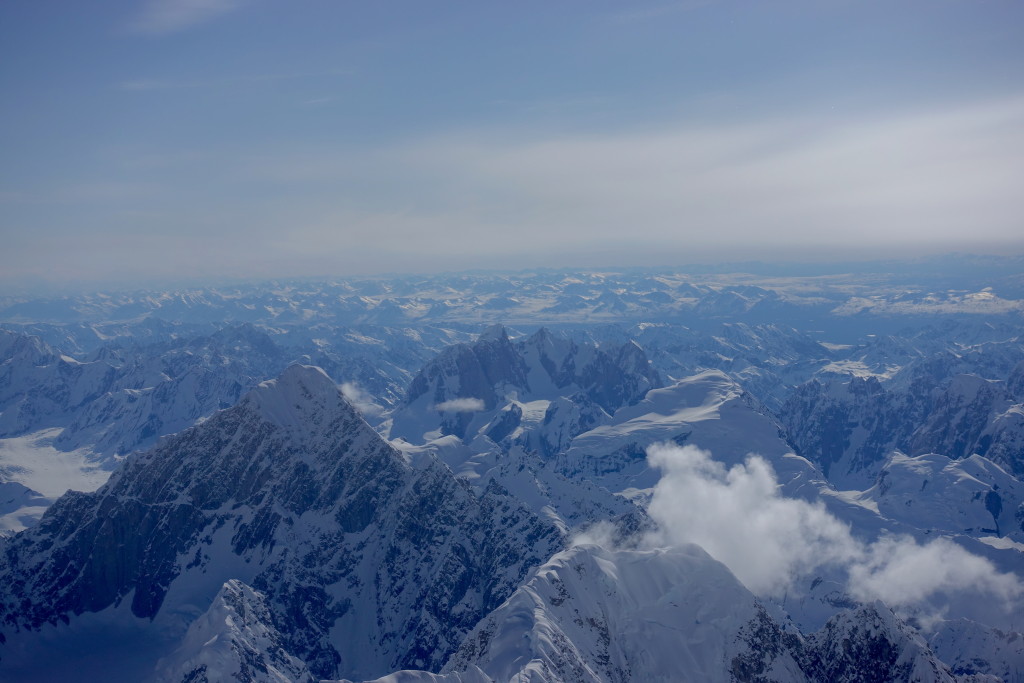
[782,369,1024,480]
[800,604,956,683]
[729,605,806,683]
[484,403,522,443]
[908,375,1014,462]
[394,325,660,444]
[0,365,563,681]
[405,325,661,415]
[530,393,611,458]
[0,329,118,437]
[405,326,527,414]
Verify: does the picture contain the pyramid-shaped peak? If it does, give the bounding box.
[522,326,571,351]
[477,323,509,343]
[528,326,553,341]
[264,363,337,393]
[242,364,354,435]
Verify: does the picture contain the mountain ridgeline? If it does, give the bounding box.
[0,365,563,681]
[0,268,1022,682]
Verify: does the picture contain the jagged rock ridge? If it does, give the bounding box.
[0,364,563,681]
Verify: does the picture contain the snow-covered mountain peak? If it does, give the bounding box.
[804,602,957,683]
[391,328,659,445]
[0,361,565,681]
[476,324,510,343]
[942,373,1008,406]
[614,368,737,420]
[441,542,807,683]
[155,579,315,683]
[866,451,1024,541]
[0,329,58,365]
[241,363,355,444]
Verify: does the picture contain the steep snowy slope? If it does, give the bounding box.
[556,369,801,499]
[863,453,1024,542]
[154,579,315,683]
[343,546,959,683]
[611,321,833,411]
[801,603,957,683]
[929,618,1024,682]
[0,480,49,535]
[441,544,807,683]
[0,365,563,682]
[0,329,118,437]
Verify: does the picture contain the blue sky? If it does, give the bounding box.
[2,1,1023,287]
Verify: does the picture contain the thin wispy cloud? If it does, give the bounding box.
[5,1,1024,285]
[116,78,206,91]
[434,398,485,412]
[114,69,350,91]
[340,382,384,418]
[354,95,1024,257]
[4,94,1022,284]
[605,0,717,23]
[128,0,247,35]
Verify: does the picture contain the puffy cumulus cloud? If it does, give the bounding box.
[645,444,859,595]
[339,382,383,419]
[434,398,485,413]
[848,535,1024,609]
[644,444,1024,614]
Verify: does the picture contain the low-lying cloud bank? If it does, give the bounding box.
[641,444,1023,621]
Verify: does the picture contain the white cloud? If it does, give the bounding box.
[434,398,485,412]
[339,382,383,419]
[358,96,1024,259]
[129,0,246,34]
[848,535,1024,609]
[6,95,1024,284]
[570,520,620,550]
[644,444,1024,617]
[645,444,859,595]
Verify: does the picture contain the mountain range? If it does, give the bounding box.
[0,266,1021,681]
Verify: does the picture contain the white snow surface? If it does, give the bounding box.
[0,428,109,533]
[862,452,1024,542]
[556,370,797,496]
[155,579,313,683]
[437,543,806,683]
[0,428,109,499]
[0,362,564,682]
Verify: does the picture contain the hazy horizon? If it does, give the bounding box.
[3,1,1023,287]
